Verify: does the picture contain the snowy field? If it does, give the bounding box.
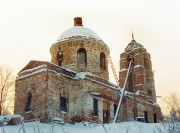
[1,121,177,133]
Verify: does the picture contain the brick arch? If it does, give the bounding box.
[25,93,33,112]
[77,48,87,67]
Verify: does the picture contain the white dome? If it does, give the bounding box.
[57,26,102,42]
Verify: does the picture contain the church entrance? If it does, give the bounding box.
[144,111,148,123]
[103,102,110,123]
[154,113,157,123]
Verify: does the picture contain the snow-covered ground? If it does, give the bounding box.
[1,121,174,133]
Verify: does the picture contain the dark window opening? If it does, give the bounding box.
[144,111,148,123]
[133,108,136,120]
[100,52,106,69]
[154,113,157,123]
[60,97,67,112]
[77,48,87,66]
[25,93,32,112]
[93,98,98,116]
[114,104,118,116]
[148,89,153,97]
[57,51,63,66]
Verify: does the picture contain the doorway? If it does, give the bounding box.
[103,102,110,123]
[154,113,157,123]
[144,111,148,123]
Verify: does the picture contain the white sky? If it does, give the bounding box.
[0,0,180,108]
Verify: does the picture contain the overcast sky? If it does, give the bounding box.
[0,0,180,107]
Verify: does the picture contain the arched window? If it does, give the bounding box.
[25,93,32,112]
[77,48,86,66]
[100,52,106,69]
[57,51,63,66]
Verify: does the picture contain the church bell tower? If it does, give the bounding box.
[119,34,157,103]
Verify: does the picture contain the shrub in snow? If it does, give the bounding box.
[81,121,97,128]
[53,117,65,125]
[0,115,23,126]
[155,115,180,133]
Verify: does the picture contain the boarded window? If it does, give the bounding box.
[25,93,32,112]
[60,97,67,112]
[100,52,106,69]
[93,98,98,116]
[77,48,86,66]
[57,51,63,66]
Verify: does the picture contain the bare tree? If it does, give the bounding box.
[162,92,180,120]
[156,92,180,133]
[0,66,15,115]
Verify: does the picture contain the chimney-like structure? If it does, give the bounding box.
[74,17,83,26]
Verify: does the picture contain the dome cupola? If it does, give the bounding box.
[56,17,102,42]
[50,17,110,80]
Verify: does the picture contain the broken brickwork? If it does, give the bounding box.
[14,17,162,124]
[50,38,110,80]
[119,39,162,122]
[14,61,120,123]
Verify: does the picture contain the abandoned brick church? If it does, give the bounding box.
[14,17,162,123]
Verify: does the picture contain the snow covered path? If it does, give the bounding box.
[1,121,169,133]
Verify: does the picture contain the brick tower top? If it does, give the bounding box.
[124,33,145,52]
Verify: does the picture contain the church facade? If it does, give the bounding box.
[14,17,162,123]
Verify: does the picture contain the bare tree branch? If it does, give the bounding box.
[162,92,180,121]
[0,66,15,115]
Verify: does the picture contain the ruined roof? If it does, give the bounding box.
[18,60,49,74]
[17,60,160,107]
[125,40,144,52]
[17,60,76,80]
[16,60,118,90]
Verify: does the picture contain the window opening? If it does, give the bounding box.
[60,96,67,112]
[25,93,32,112]
[57,51,63,66]
[93,98,98,116]
[100,52,106,69]
[114,104,118,116]
[77,48,87,66]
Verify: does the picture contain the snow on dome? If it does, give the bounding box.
[57,26,102,42]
